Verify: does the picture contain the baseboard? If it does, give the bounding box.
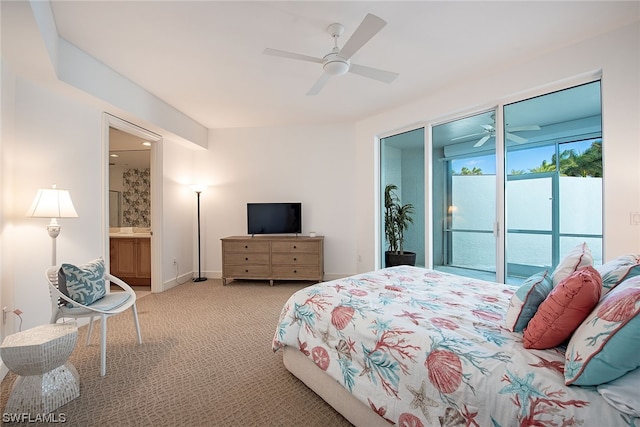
[163,272,194,291]
[161,271,348,291]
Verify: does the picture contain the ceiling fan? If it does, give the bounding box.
[453,124,542,148]
[263,13,399,96]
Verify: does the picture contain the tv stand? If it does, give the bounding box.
[221,235,324,286]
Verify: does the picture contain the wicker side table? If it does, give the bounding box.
[0,323,79,414]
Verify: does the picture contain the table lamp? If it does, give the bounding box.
[27,184,78,266]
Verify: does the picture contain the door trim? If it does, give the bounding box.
[102,113,163,293]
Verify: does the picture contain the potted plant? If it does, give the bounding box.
[384,184,416,267]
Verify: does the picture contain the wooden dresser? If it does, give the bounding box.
[221,236,324,286]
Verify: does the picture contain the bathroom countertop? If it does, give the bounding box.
[109,233,151,238]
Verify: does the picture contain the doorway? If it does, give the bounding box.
[109,127,151,286]
[103,114,162,293]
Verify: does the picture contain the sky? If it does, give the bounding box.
[453,139,596,175]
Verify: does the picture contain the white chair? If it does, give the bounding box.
[46,265,142,376]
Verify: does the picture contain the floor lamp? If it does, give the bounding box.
[27,185,78,266]
[191,185,207,282]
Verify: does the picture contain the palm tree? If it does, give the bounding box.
[384,184,414,254]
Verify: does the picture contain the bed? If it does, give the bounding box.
[272,265,639,427]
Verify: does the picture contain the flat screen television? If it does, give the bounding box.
[247,202,302,235]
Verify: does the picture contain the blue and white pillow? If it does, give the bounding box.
[505,270,552,332]
[60,258,107,306]
[565,275,640,386]
[596,254,640,296]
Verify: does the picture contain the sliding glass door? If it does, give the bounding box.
[380,128,425,267]
[431,81,602,284]
[432,110,498,282]
[504,82,603,280]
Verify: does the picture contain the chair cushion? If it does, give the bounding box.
[505,270,552,332]
[59,292,131,315]
[523,266,601,349]
[60,258,107,306]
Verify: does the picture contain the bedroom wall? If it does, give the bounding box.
[354,22,640,273]
[0,2,207,340]
[0,76,198,334]
[195,124,357,280]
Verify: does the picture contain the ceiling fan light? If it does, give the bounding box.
[324,59,349,76]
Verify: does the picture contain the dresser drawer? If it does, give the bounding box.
[223,265,270,277]
[271,241,319,253]
[221,236,323,286]
[223,241,270,253]
[224,253,270,265]
[272,253,319,265]
[271,265,320,279]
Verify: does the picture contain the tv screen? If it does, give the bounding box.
[247,203,302,235]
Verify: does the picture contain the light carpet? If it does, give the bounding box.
[1,279,352,427]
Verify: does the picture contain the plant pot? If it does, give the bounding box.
[385,251,417,267]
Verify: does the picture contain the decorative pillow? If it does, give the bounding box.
[60,258,107,306]
[565,275,640,386]
[596,254,640,296]
[596,368,640,417]
[505,270,552,332]
[551,242,593,286]
[523,266,601,349]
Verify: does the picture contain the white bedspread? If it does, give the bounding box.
[273,266,637,426]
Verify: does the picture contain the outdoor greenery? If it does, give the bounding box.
[525,140,602,177]
[459,166,483,175]
[453,140,602,177]
[384,184,414,254]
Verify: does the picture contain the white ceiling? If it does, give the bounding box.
[40,1,638,130]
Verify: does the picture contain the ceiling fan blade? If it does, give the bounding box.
[306,72,332,96]
[507,125,540,132]
[349,63,398,83]
[506,132,528,144]
[338,13,386,60]
[473,135,491,148]
[451,132,486,141]
[263,48,323,64]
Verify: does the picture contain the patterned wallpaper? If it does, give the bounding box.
[122,168,150,227]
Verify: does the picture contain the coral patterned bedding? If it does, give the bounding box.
[272,266,637,426]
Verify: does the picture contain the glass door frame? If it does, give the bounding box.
[378,125,428,270]
[426,73,602,284]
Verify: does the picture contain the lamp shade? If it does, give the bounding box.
[27,186,78,218]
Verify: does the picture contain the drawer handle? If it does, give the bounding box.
[245,269,249,273]
[245,245,248,249]
[245,257,249,261]
[293,270,297,273]
[293,245,297,249]
[293,257,297,261]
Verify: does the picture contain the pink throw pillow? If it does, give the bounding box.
[523,266,601,349]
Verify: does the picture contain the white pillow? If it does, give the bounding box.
[597,368,640,417]
[551,242,593,286]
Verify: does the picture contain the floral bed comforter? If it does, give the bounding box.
[273,266,637,427]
